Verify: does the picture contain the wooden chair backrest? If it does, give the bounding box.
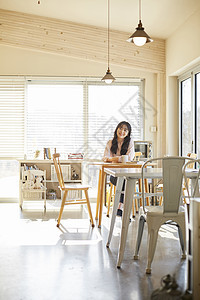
[134,152,142,162]
[183,158,200,199]
[187,153,197,169]
[52,153,65,189]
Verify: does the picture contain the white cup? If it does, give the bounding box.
[122,155,128,163]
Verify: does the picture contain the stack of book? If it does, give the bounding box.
[44,148,51,159]
[68,153,83,160]
[51,165,71,181]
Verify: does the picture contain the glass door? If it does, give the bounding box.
[180,77,193,156]
[196,72,200,158]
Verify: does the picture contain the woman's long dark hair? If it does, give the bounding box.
[110,121,132,155]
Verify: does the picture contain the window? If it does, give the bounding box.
[87,83,143,159]
[26,82,84,159]
[26,79,143,197]
[0,78,25,159]
[26,79,143,160]
[0,76,143,200]
[0,77,25,201]
[196,72,200,158]
[87,82,143,195]
[179,67,200,157]
[180,77,192,155]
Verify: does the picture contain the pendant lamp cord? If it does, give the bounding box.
[107,0,110,70]
[139,0,141,22]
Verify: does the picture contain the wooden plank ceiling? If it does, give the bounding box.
[0,9,165,73]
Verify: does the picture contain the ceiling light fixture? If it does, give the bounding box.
[127,0,153,47]
[102,0,115,84]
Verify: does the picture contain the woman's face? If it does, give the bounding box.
[117,124,129,140]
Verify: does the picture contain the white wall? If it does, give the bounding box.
[166,8,200,155]
[0,44,159,156]
[166,9,200,77]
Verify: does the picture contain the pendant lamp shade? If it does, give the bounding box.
[102,0,115,84]
[127,0,153,47]
[102,68,115,84]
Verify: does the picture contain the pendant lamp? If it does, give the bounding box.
[127,0,153,46]
[102,0,115,84]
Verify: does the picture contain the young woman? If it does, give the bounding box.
[103,121,135,216]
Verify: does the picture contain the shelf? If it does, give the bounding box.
[19,159,83,210]
[46,180,82,183]
[22,188,46,192]
[19,159,83,164]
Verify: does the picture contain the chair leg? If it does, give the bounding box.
[132,200,135,218]
[177,220,186,259]
[135,198,139,213]
[132,185,138,218]
[107,183,113,217]
[159,196,163,206]
[144,179,150,206]
[159,186,163,205]
[57,190,68,227]
[95,169,102,220]
[177,225,185,257]
[146,228,159,274]
[138,179,142,207]
[84,189,95,227]
[133,215,146,259]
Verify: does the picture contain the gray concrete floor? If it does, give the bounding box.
[0,202,187,300]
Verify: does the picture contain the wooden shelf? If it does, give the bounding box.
[19,159,83,210]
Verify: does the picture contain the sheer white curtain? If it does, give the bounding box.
[87,83,143,160]
[26,82,84,159]
[0,77,25,201]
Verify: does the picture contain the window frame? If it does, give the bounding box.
[179,65,200,156]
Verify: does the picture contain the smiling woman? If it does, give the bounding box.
[103,121,135,163]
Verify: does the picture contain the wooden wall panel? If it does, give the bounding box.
[0,9,165,73]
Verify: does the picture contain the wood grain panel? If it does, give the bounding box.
[0,9,165,73]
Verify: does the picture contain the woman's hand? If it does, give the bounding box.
[103,157,112,162]
[111,156,120,163]
[103,156,121,163]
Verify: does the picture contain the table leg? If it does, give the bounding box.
[95,168,102,220]
[98,168,106,227]
[106,177,124,247]
[117,178,136,268]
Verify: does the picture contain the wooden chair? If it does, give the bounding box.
[106,183,115,217]
[106,182,141,218]
[53,153,94,228]
[106,164,150,218]
[182,153,197,203]
[134,152,142,162]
